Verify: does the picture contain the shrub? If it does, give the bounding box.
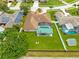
[0,32,28,59]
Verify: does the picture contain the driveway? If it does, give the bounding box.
[7,3,12,7]
[9,2,22,10]
[31,1,39,12]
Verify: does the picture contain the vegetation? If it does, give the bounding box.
[57,24,79,51]
[64,0,78,3]
[21,3,30,15]
[0,30,28,59]
[23,24,63,50]
[6,10,15,14]
[67,8,79,16]
[0,1,9,12]
[40,0,64,7]
[47,10,57,20]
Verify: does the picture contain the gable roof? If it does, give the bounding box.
[24,12,51,31]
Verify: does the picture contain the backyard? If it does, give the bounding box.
[58,24,79,51]
[23,24,64,50]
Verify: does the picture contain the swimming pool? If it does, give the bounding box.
[62,27,77,35]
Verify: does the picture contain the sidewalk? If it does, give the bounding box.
[19,57,79,59]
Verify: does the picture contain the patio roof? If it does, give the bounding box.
[65,23,74,30]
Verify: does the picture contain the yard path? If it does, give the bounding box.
[59,0,69,5]
[52,21,68,51]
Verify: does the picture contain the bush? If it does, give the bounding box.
[0,2,9,12]
[6,10,15,14]
[0,32,28,59]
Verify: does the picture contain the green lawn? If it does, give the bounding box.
[58,25,79,51]
[64,0,78,3]
[23,24,64,50]
[39,0,64,7]
[67,8,79,16]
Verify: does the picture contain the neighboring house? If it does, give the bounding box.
[24,12,53,36]
[0,11,23,28]
[55,12,79,34]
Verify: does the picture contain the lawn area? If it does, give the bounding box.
[58,25,79,51]
[64,0,78,3]
[21,2,33,8]
[23,24,64,50]
[67,8,79,16]
[39,0,64,7]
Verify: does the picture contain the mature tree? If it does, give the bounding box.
[0,1,9,12]
[77,4,79,15]
[21,4,30,15]
[0,32,28,59]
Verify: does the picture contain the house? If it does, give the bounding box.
[0,11,23,28]
[24,12,53,36]
[55,12,79,34]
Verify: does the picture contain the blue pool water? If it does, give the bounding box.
[62,27,77,35]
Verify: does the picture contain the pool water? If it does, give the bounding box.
[62,27,77,35]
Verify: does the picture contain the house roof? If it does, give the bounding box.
[55,12,79,27]
[0,12,9,23]
[60,16,79,27]
[24,12,51,31]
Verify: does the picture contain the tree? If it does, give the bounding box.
[77,4,79,15]
[0,32,28,59]
[0,1,9,12]
[21,4,30,15]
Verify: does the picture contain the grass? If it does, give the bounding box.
[58,24,79,51]
[23,24,64,50]
[39,0,64,7]
[27,51,79,57]
[21,2,33,8]
[67,8,79,16]
[64,0,78,3]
